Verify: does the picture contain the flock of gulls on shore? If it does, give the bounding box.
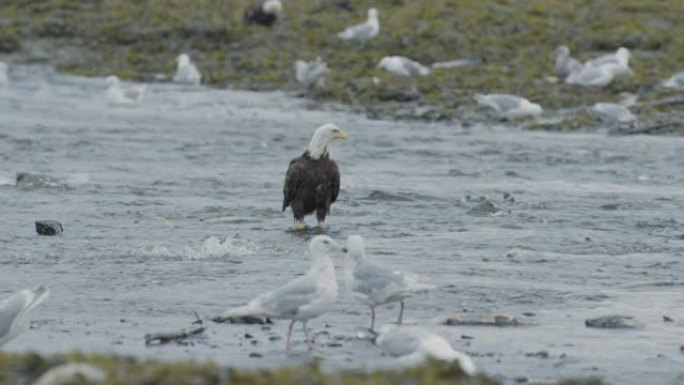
[2,0,684,381]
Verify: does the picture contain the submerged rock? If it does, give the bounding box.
[16,172,64,189]
[467,200,503,216]
[211,315,272,324]
[585,315,638,329]
[445,314,529,327]
[35,220,63,236]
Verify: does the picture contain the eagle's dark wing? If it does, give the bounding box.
[329,160,340,204]
[283,157,305,211]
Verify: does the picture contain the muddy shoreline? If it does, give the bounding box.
[1,0,683,133]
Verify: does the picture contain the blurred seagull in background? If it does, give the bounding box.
[0,62,8,87]
[591,102,637,125]
[0,286,49,347]
[344,235,435,330]
[565,63,632,88]
[338,8,379,42]
[295,57,329,88]
[474,93,543,119]
[377,56,431,77]
[105,76,147,106]
[584,47,631,69]
[375,326,476,375]
[554,46,582,78]
[661,71,684,90]
[173,54,201,85]
[244,0,283,26]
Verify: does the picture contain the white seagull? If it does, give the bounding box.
[661,71,684,90]
[591,102,637,124]
[338,8,379,42]
[213,235,346,350]
[344,235,435,330]
[105,76,147,106]
[585,47,631,69]
[294,57,329,88]
[0,286,50,347]
[173,54,202,85]
[0,62,8,87]
[375,326,477,376]
[474,93,543,119]
[377,56,431,77]
[554,46,582,78]
[565,63,632,88]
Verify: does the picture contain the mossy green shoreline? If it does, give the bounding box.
[2,0,684,132]
[0,351,604,385]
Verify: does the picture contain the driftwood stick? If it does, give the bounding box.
[145,315,206,346]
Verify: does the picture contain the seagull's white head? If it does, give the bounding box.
[105,75,120,88]
[345,235,366,262]
[307,123,348,159]
[555,45,570,58]
[368,8,378,20]
[309,235,346,262]
[616,47,631,60]
[263,0,283,15]
[177,53,191,66]
[525,102,543,116]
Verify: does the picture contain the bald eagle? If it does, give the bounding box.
[283,123,348,230]
[244,0,283,26]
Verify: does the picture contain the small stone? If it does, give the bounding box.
[680,345,683,352]
[663,315,674,322]
[326,342,343,348]
[461,335,474,340]
[35,220,63,236]
[268,335,281,341]
[522,312,535,317]
[467,200,502,216]
[244,333,254,339]
[585,315,638,329]
[250,339,258,345]
[514,377,528,383]
[248,352,262,358]
[525,350,549,359]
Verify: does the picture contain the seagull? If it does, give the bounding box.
[661,71,684,90]
[294,57,329,88]
[213,235,346,350]
[585,47,631,69]
[344,235,435,330]
[565,63,632,88]
[591,102,637,124]
[554,46,582,78]
[173,54,202,85]
[338,8,379,42]
[0,62,8,87]
[474,93,543,119]
[377,56,431,77]
[0,286,50,347]
[375,326,476,376]
[244,0,283,26]
[105,76,147,106]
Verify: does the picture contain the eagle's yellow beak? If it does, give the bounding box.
[334,130,349,140]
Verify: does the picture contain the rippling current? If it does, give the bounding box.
[1,66,683,384]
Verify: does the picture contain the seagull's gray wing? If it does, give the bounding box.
[487,95,523,112]
[257,275,320,318]
[346,22,374,39]
[353,260,406,296]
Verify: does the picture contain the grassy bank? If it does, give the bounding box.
[1,0,683,132]
[0,351,605,385]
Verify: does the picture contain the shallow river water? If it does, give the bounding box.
[1,66,683,384]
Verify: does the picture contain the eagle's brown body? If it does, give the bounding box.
[282,151,340,224]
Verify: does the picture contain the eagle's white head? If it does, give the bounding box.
[307,123,348,159]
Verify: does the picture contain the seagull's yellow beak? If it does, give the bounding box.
[334,130,349,140]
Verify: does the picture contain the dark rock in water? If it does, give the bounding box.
[663,315,674,322]
[211,315,272,324]
[525,350,549,359]
[248,352,263,358]
[35,220,63,236]
[445,314,528,327]
[467,200,503,216]
[585,315,638,329]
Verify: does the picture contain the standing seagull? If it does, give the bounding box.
[554,46,582,78]
[375,326,476,376]
[565,63,632,88]
[244,0,283,26]
[661,71,684,90]
[591,102,637,125]
[344,235,435,330]
[0,286,50,347]
[474,93,543,119]
[338,8,379,42]
[105,76,146,106]
[294,57,329,88]
[173,54,202,85]
[0,62,8,87]
[377,56,431,77]
[283,123,348,230]
[584,47,631,69]
[212,236,346,350]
